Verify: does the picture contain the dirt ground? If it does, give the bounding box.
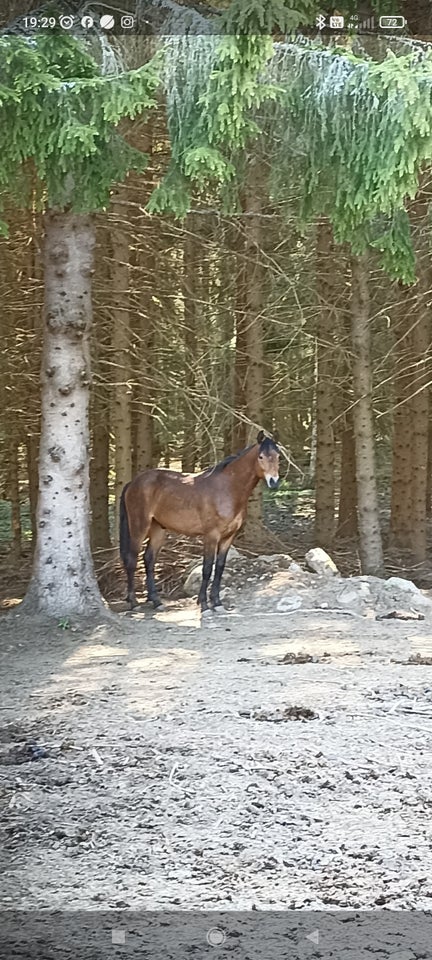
[2,561,432,920]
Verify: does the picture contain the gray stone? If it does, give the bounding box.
[276,594,303,612]
[338,586,362,605]
[257,554,292,569]
[385,576,421,595]
[305,547,339,577]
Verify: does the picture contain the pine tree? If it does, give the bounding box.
[0,33,160,615]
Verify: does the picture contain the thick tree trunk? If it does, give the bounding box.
[337,292,358,539]
[409,315,430,562]
[242,159,265,530]
[315,220,336,547]
[26,204,43,547]
[223,304,235,456]
[408,196,431,563]
[390,285,413,545]
[111,196,132,531]
[26,436,39,545]
[9,439,21,560]
[232,222,248,451]
[426,405,432,516]
[182,217,198,473]
[22,211,105,616]
[90,231,111,552]
[244,163,264,438]
[90,420,111,551]
[133,127,156,474]
[350,255,384,576]
[337,414,358,537]
[134,308,154,472]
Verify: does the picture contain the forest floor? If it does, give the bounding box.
[2,558,432,929]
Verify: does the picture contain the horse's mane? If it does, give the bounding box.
[201,445,253,477]
[201,437,278,477]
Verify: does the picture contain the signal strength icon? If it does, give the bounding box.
[360,16,375,29]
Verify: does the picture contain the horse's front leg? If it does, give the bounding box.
[210,535,235,610]
[144,521,166,608]
[198,538,216,614]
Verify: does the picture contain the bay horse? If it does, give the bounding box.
[119,430,280,613]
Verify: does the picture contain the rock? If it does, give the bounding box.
[183,546,243,597]
[385,576,421,595]
[257,554,292,569]
[184,565,205,597]
[357,581,372,599]
[288,561,303,575]
[225,546,242,561]
[338,587,362,605]
[276,595,303,612]
[305,548,339,577]
[384,577,431,607]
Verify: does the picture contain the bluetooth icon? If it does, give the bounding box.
[316,14,326,28]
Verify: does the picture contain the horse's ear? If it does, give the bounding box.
[257,430,265,444]
[273,430,279,444]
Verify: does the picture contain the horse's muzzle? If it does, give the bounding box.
[266,476,279,490]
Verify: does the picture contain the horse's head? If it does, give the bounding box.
[256,430,280,489]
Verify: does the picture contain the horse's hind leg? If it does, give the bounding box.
[122,499,150,609]
[144,521,166,608]
[124,535,142,609]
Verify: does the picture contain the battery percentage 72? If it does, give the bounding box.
[379,15,406,28]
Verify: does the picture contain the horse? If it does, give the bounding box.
[119,430,280,613]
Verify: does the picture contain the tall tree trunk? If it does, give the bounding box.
[244,162,264,438]
[350,255,384,576]
[90,229,111,551]
[390,285,413,545]
[22,212,105,616]
[111,194,132,531]
[337,413,358,536]
[26,436,39,544]
[9,439,21,560]
[242,159,265,530]
[90,419,111,551]
[182,217,198,473]
[315,219,336,547]
[337,284,358,539]
[133,123,156,474]
[408,195,431,563]
[223,302,235,456]
[135,305,155,472]
[409,320,430,562]
[426,404,432,516]
[26,202,43,547]
[232,222,248,451]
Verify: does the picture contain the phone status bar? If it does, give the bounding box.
[19,10,409,36]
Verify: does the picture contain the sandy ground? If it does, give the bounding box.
[2,568,432,920]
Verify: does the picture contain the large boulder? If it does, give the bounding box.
[305,547,339,577]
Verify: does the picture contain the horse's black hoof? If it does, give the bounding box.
[151,597,164,609]
[202,608,212,618]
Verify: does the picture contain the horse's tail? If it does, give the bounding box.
[119,483,131,568]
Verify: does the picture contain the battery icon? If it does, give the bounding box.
[379,15,406,28]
